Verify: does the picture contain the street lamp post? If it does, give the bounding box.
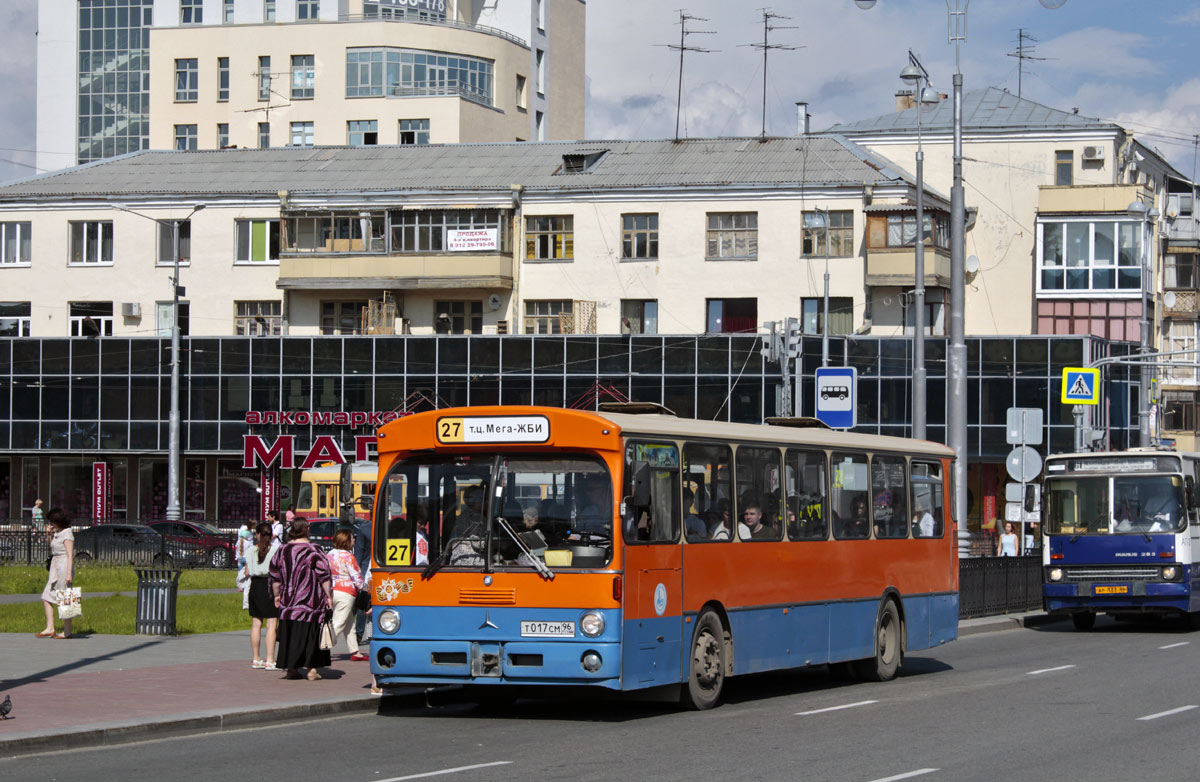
[811,206,832,367]
[1127,199,1155,446]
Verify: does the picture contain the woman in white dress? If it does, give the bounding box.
[37,509,75,639]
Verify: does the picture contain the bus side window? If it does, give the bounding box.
[872,455,909,539]
[831,452,869,539]
[786,449,828,540]
[682,442,733,542]
[911,461,944,538]
[735,446,783,541]
[623,442,680,543]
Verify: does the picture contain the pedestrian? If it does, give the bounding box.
[30,499,44,532]
[352,513,372,644]
[246,522,280,670]
[285,508,296,523]
[268,510,284,545]
[326,528,367,661]
[235,519,254,570]
[36,508,74,639]
[997,521,1020,557]
[269,519,333,681]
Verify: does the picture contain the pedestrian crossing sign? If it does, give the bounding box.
[1061,367,1100,405]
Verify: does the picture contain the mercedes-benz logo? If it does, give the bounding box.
[479,610,499,630]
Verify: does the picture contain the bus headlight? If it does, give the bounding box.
[1048,568,1064,582]
[378,609,401,634]
[1162,566,1180,581]
[580,611,605,637]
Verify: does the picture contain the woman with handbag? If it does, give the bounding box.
[36,509,75,639]
[246,522,281,670]
[269,519,333,681]
[325,528,367,662]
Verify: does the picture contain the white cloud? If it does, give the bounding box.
[1037,27,1159,79]
[0,2,37,183]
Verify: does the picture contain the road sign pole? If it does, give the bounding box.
[1073,405,1084,452]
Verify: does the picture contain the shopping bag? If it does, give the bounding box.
[318,618,336,650]
[55,587,82,620]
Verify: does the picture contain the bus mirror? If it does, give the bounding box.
[1187,477,1196,510]
[630,461,651,506]
[358,495,374,512]
[1024,484,1039,513]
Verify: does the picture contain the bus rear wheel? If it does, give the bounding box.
[854,600,901,682]
[681,610,726,710]
[1072,612,1096,631]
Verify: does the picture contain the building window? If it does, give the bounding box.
[217,123,230,148]
[223,0,235,23]
[0,222,32,266]
[398,118,430,145]
[802,210,855,256]
[525,216,573,261]
[706,212,757,260]
[180,0,202,25]
[235,301,283,336]
[297,0,319,20]
[1164,320,1200,385]
[621,300,658,335]
[345,48,494,106]
[524,300,571,334]
[1055,150,1074,186]
[290,121,314,147]
[155,302,191,337]
[235,219,281,263]
[1164,391,1198,433]
[621,214,658,260]
[258,122,270,148]
[390,209,506,253]
[285,213,385,253]
[258,56,271,101]
[903,289,946,336]
[516,74,527,110]
[264,0,275,21]
[436,300,483,334]
[348,120,378,146]
[536,111,545,141]
[801,297,853,335]
[75,0,154,165]
[157,220,193,265]
[174,124,198,151]
[175,58,198,102]
[363,1,445,20]
[1038,219,1143,293]
[321,301,366,335]
[69,221,114,265]
[0,302,31,337]
[1165,253,1199,290]
[291,55,315,99]
[70,302,114,336]
[217,57,230,101]
[706,298,757,334]
[535,49,545,95]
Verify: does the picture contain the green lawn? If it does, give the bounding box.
[0,592,248,635]
[0,566,237,595]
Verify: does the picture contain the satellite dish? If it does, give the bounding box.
[965,254,980,274]
[1164,291,1177,309]
[486,293,503,311]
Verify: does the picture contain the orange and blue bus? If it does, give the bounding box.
[368,405,958,708]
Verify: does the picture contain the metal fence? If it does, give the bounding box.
[0,526,221,569]
[959,556,1044,619]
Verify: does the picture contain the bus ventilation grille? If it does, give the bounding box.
[459,588,517,606]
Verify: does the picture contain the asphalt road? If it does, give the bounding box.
[9,616,1200,782]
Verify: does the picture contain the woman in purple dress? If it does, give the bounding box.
[269,519,334,680]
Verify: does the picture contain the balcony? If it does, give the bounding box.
[276,253,513,291]
[865,246,951,287]
[1038,184,1148,215]
[1164,288,1199,319]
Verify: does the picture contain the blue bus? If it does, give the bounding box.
[1042,449,1200,629]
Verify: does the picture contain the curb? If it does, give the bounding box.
[958,612,1066,637]
[0,695,390,758]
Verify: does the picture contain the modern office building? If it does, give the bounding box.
[36,0,584,172]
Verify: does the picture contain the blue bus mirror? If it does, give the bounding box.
[630,461,651,506]
[1024,484,1038,513]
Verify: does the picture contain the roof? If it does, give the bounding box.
[0,136,914,201]
[827,86,1118,136]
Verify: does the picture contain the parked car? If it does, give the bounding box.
[306,518,342,552]
[148,521,236,569]
[73,523,197,567]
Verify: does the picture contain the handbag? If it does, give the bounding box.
[354,588,371,612]
[55,587,82,620]
[318,617,336,651]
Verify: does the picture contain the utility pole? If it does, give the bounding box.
[762,318,802,417]
[740,9,799,138]
[661,11,716,142]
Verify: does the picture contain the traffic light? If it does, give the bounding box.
[761,320,779,362]
[784,317,801,358]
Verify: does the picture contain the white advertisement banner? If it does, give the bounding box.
[447,229,498,252]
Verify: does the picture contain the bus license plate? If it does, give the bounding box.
[1094,585,1129,595]
[520,621,575,637]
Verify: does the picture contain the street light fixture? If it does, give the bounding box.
[809,206,832,367]
[112,202,206,521]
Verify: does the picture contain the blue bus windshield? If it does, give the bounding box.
[1044,474,1185,535]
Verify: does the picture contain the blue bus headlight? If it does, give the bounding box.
[1048,568,1064,582]
[1162,566,1180,581]
[378,609,401,634]
[580,611,605,637]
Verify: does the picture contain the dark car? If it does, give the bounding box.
[73,523,190,567]
[149,521,237,569]
[307,519,342,552]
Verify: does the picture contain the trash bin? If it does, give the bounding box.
[135,568,182,635]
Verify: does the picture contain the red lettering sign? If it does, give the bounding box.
[243,435,296,470]
[300,436,346,470]
[355,435,378,462]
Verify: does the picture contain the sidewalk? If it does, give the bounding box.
[0,610,1059,757]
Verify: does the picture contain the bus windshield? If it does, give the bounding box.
[1044,474,1186,535]
[378,453,612,571]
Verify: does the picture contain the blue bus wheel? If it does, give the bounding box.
[681,610,726,710]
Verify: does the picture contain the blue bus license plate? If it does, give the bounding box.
[520,620,575,637]
[1094,585,1129,595]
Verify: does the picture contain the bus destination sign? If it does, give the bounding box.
[436,415,550,445]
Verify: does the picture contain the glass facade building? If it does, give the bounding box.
[77,0,154,164]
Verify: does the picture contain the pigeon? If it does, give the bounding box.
[0,694,11,720]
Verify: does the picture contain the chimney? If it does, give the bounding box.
[796,102,810,135]
[895,90,916,112]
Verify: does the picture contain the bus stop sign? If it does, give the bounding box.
[814,367,857,429]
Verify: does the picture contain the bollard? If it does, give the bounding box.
[135,569,182,634]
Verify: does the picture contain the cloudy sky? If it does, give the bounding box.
[2,1,1199,182]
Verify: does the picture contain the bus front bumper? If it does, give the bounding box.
[1045,581,1191,613]
[371,639,622,689]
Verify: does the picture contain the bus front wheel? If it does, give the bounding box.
[854,599,901,682]
[1072,612,1096,631]
[681,610,726,710]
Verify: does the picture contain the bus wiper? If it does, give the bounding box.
[421,545,450,579]
[496,515,555,581]
[1068,533,1082,544]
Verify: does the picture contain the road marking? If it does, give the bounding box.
[1138,705,1198,721]
[866,769,939,782]
[795,699,878,716]
[1160,642,1190,650]
[1027,664,1076,675]
[376,761,514,781]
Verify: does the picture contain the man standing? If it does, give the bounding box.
[268,510,284,545]
[352,513,372,644]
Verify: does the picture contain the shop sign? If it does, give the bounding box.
[260,470,277,519]
[92,462,111,522]
[244,410,403,428]
[374,0,446,14]
[243,434,378,470]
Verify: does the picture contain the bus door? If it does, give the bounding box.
[620,442,683,689]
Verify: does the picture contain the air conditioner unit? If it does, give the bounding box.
[120,302,141,318]
[1082,146,1104,161]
